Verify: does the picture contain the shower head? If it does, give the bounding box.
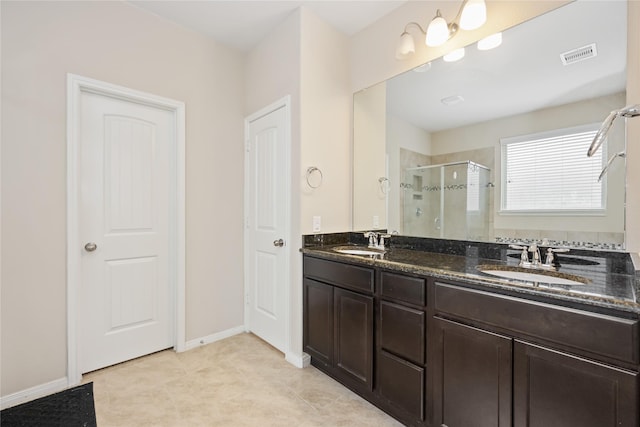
[587,104,640,157]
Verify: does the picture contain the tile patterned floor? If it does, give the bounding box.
[83,333,403,426]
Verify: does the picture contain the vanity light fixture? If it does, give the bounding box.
[426,10,451,47]
[395,0,487,58]
[459,0,487,31]
[396,22,422,59]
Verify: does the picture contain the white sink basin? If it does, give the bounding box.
[332,246,386,257]
[477,265,587,286]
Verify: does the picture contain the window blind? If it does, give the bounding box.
[467,165,480,212]
[501,124,604,212]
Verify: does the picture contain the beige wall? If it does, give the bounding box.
[353,82,387,231]
[1,1,245,397]
[244,6,352,363]
[386,114,431,233]
[245,8,304,362]
[300,8,352,235]
[625,1,640,252]
[299,7,352,358]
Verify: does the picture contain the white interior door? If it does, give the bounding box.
[245,99,290,353]
[79,90,174,373]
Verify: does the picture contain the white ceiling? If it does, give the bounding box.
[128,0,407,52]
[385,0,628,132]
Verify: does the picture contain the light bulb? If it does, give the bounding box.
[396,32,416,59]
[426,11,450,47]
[460,0,487,31]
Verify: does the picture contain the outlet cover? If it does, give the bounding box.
[373,215,380,228]
[312,216,321,232]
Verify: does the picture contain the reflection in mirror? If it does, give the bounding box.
[353,0,627,249]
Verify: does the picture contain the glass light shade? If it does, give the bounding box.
[477,32,502,50]
[425,12,450,46]
[443,48,465,62]
[396,32,416,59]
[460,0,487,31]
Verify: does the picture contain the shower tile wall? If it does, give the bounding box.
[399,148,431,235]
[430,147,495,240]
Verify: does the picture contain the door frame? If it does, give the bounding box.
[66,74,186,385]
[243,96,292,358]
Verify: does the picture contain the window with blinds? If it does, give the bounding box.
[500,123,604,213]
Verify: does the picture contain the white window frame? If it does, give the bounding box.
[500,123,606,215]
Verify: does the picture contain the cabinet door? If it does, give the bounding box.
[334,287,374,390]
[514,341,639,427]
[432,317,512,427]
[303,278,333,367]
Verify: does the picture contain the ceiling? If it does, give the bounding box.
[385,0,627,132]
[128,0,407,52]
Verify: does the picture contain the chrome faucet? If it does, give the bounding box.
[509,244,530,266]
[529,243,541,266]
[510,243,569,270]
[363,231,391,250]
[543,247,570,269]
[364,231,378,248]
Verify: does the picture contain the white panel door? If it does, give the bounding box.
[246,103,289,353]
[80,91,173,373]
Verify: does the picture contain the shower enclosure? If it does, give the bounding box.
[402,161,491,240]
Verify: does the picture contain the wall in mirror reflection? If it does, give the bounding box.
[354,90,626,247]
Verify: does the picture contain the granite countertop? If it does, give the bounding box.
[302,241,640,316]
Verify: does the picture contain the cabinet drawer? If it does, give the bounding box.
[304,256,374,294]
[378,350,425,421]
[380,301,425,365]
[434,282,640,364]
[380,271,425,306]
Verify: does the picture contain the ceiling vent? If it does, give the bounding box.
[560,43,597,65]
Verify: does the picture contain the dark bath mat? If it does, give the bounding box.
[1,382,96,427]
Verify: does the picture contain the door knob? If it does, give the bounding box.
[84,242,97,252]
[273,239,284,247]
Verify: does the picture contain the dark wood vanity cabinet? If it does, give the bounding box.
[431,317,512,427]
[303,256,374,392]
[303,253,640,427]
[303,278,333,367]
[334,287,374,389]
[377,271,427,424]
[432,281,640,427]
[513,341,639,427]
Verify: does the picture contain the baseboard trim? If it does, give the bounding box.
[183,325,246,351]
[285,352,311,368]
[0,377,68,410]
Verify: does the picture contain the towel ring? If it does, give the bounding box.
[306,166,323,189]
[378,177,390,195]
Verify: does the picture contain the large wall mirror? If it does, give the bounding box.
[353,0,627,249]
